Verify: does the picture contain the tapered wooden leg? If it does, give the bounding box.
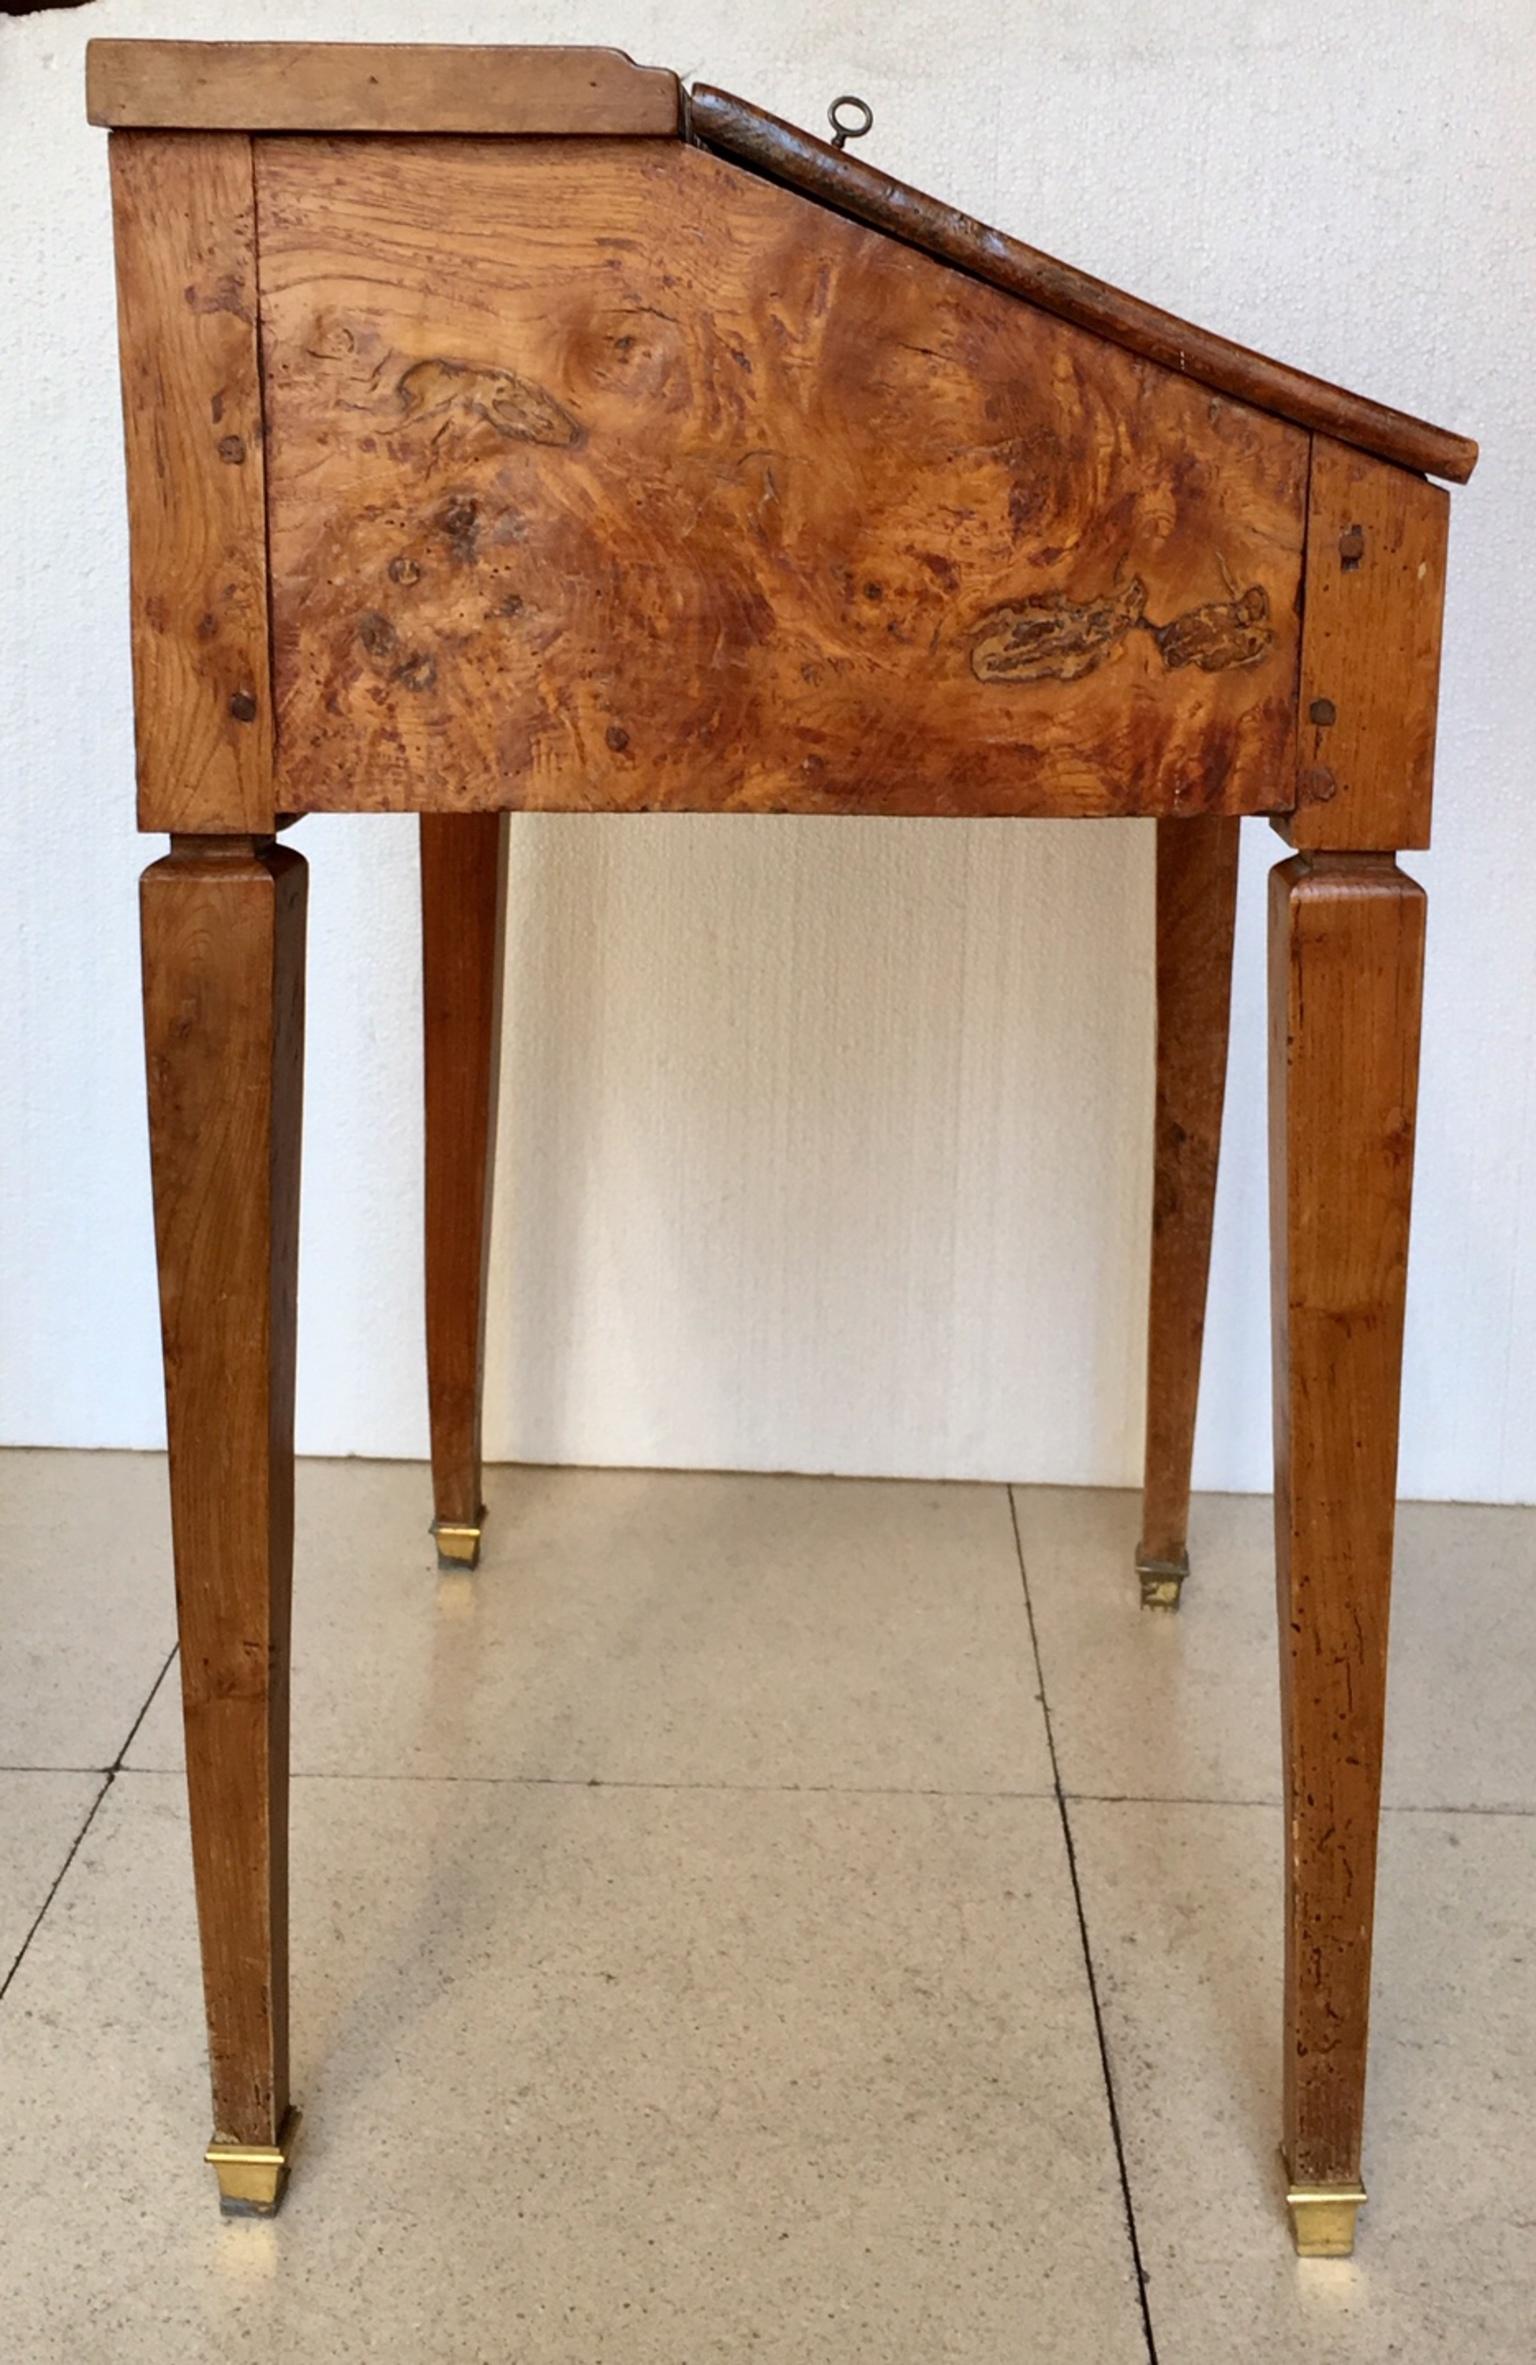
[1137,815,1241,1606]
[1268,850,1424,2256]
[422,813,507,1569]
[142,835,307,2214]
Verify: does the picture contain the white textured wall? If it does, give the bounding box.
[2,1,1532,1497]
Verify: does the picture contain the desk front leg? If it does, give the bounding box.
[142,835,307,2214]
[1268,849,1424,2256]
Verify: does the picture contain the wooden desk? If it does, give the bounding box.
[89,39,1476,2251]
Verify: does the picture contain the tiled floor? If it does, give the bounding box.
[1,1455,1532,2361]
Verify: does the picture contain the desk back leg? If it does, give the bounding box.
[421,812,507,1569]
[1137,814,1240,1606]
[141,834,307,2213]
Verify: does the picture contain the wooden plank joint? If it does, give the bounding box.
[109,129,274,835]
[1281,438,1450,852]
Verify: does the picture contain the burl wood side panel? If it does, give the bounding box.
[110,132,274,833]
[1286,438,1449,852]
[256,138,1307,819]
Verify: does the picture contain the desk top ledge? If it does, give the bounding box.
[85,40,682,138]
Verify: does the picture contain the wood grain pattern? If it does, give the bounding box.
[254,135,1307,821]
[89,40,679,136]
[142,836,307,2147]
[689,86,1478,486]
[422,813,507,1538]
[109,132,274,834]
[1268,850,1424,2191]
[1140,814,1240,1575]
[1286,440,1450,852]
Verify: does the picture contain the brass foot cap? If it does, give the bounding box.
[432,1516,484,1571]
[1136,1543,1189,1610]
[206,2106,302,2217]
[1286,2176,1366,2258]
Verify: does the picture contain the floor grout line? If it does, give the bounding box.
[109,1765,1065,1800]
[0,1774,111,2006]
[1375,1799,1536,1818]
[1069,1791,1283,1809]
[1066,1792,1536,1819]
[1007,1486,1161,2365]
[1,1641,182,2007]
[86,1766,1536,1816]
[19,1767,1534,1814]
[113,1642,179,1768]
